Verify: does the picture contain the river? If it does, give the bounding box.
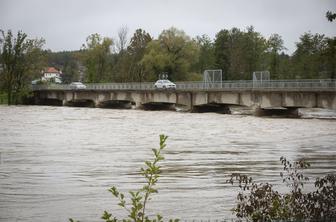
[0,105,335,221]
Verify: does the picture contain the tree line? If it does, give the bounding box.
[0,12,335,104]
[58,26,336,83]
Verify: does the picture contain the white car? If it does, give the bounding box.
[154,80,176,89]
[69,82,86,89]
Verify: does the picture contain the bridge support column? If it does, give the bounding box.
[62,100,68,106]
[93,99,100,108]
[133,101,144,109]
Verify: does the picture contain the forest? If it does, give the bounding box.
[48,26,336,83]
[0,11,335,104]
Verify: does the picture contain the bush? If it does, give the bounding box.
[228,157,336,221]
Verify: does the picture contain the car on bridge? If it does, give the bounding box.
[154,79,176,89]
[69,82,86,89]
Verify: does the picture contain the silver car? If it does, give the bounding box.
[69,82,86,89]
[154,80,176,89]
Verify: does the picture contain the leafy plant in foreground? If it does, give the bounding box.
[102,134,179,222]
[228,157,336,221]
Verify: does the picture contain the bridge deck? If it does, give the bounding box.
[32,79,336,92]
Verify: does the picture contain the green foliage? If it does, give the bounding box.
[228,157,336,221]
[267,34,286,77]
[326,11,336,22]
[292,32,328,79]
[194,34,216,73]
[102,135,179,222]
[0,29,45,105]
[214,26,267,80]
[81,33,113,83]
[46,26,335,83]
[141,27,199,81]
[323,37,336,79]
[46,50,80,83]
[126,29,152,83]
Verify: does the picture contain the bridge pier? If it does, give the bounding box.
[32,83,336,116]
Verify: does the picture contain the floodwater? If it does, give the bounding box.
[0,106,335,221]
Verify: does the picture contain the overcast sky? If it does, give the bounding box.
[1,0,335,54]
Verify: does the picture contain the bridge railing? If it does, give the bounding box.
[176,79,336,91]
[85,82,155,90]
[31,79,336,91]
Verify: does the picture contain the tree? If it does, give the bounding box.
[324,37,336,79]
[81,33,113,83]
[0,29,45,105]
[292,32,326,79]
[194,34,216,74]
[267,34,286,77]
[243,26,268,78]
[115,26,129,54]
[326,11,336,22]
[214,29,231,79]
[214,27,267,80]
[46,50,80,83]
[141,27,199,81]
[127,29,152,83]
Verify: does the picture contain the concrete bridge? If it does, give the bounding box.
[32,80,336,116]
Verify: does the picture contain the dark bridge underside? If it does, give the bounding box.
[255,107,300,118]
[142,102,175,111]
[98,100,133,109]
[192,103,231,114]
[32,89,336,117]
[35,98,63,106]
[65,99,95,107]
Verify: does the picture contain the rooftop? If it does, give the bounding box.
[45,67,60,73]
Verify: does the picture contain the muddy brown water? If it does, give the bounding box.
[0,105,335,221]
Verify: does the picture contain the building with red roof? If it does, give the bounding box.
[41,67,62,83]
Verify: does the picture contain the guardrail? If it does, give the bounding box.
[31,79,336,91]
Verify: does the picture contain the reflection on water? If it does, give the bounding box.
[0,105,336,221]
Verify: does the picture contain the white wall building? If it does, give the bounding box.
[41,67,62,83]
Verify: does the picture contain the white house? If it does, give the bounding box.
[41,67,62,83]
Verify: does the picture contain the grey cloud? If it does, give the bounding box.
[0,0,335,53]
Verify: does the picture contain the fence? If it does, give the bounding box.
[31,79,336,91]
